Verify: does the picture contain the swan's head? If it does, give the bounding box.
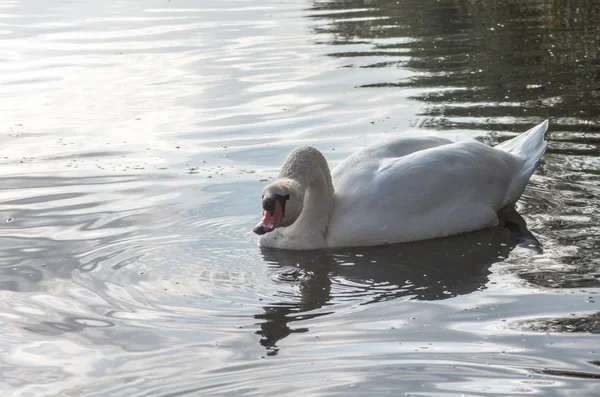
[253,179,303,235]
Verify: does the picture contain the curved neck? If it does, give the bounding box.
[281,146,335,247]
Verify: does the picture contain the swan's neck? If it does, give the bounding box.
[280,146,335,248]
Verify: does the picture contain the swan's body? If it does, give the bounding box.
[254,121,548,250]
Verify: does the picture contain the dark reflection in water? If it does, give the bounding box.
[527,367,600,380]
[256,209,540,354]
[519,312,600,334]
[310,0,600,131]
[520,269,600,289]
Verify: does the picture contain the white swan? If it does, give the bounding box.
[253,120,548,250]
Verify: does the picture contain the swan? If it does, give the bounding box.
[253,120,548,250]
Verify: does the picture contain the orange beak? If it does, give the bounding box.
[253,200,283,235]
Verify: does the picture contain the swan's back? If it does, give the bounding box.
[331,136,453,193]
[326,123,547,248]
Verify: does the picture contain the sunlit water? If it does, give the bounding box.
[1,0,599,396]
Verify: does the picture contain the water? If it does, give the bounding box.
[1,0,599,395]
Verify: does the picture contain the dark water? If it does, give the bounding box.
[1,0,599,396]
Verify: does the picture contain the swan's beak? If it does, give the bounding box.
[253,201,284,235]
[253,221,272,235]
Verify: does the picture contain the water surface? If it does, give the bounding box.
[1,0,600,396]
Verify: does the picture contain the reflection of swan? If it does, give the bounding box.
[254,209,541,354]
[253,121,548,249]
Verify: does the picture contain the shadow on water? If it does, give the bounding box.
[254,209,540,354]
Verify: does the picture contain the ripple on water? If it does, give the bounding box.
[2,0,600,396]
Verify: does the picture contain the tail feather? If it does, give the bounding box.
[496,120,549,209]
[496,120,548,158]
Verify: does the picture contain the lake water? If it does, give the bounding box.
[1,0,599,396]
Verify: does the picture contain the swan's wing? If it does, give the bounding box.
[327,140,525,247]
[331,136,453,181]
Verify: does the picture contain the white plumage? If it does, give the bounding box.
[255,121,548,250]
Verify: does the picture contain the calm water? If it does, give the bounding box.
[1,0,599,396]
